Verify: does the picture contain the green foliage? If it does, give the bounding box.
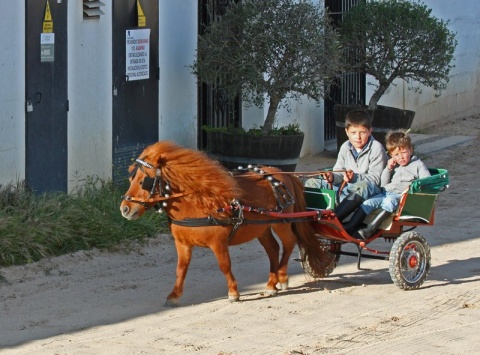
[262,123,303,136]
[202,123,302,136]
[191,0,343,135]
[340,0,457,109]
[0,178,169,266]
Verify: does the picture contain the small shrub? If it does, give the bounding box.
[0,178,169,266]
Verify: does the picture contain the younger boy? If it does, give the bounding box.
[305,109,387,221]
[345,129,431,239]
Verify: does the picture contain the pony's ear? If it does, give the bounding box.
[128,163,138,176]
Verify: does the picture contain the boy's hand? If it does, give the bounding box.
[344,169,354,183]
[387,158,397,171]
[322,172,334,183]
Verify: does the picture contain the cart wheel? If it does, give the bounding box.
[299,238,340,278]
[389,231,431,290]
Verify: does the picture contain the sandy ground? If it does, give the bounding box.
[1,115,480,354]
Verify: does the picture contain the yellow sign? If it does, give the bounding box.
[137,0,146,27]
[43,0,53,33]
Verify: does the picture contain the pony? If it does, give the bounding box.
[120,141,329,306]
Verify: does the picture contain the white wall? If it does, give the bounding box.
[158,0,198,149]
[366,0,480,129]
[0,2,25,185]
[275,99,324,157]
[68,1,113,192]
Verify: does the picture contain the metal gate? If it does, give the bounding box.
[197,0,241,150]
[324,0,366,141]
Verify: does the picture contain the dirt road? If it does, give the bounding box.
[1,115,479,354]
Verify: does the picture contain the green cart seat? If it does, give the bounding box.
[398,168,449,223]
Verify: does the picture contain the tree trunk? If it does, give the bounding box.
[368,81,392,110]
[261,96,281,135]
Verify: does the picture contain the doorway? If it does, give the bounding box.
[112,0,159,183]
[25,0,68,193]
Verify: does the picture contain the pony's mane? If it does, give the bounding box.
[141,141,241,214]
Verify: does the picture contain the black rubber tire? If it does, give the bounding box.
[299,237,340,278]
[389,231,431,290]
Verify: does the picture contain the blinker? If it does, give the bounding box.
[142,176,155,191]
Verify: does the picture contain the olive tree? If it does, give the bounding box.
[340,0,457,110]
[190,0,343,135]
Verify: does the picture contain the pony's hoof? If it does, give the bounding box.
[164,298,180,307]
[279,282,288,291]
[228,295,240,302]
[264,289,278,296]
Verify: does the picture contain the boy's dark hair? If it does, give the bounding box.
[345,109,372,129]
[385,129,413,153]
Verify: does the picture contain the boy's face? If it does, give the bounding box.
[345,125,372,150]
[390,146,413,166]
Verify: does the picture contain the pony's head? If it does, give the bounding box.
[120,141,241,220]
[120,155,161,220]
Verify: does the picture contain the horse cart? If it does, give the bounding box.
[299,168,449,290]
[120,141,449,305]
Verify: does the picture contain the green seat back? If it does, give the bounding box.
[408,168,449,194]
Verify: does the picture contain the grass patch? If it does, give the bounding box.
[0,178,169,267]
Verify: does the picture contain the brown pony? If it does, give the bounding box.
[120,141,328,307]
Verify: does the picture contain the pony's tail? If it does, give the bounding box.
[290,176,330,278]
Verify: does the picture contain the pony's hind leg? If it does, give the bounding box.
[210,242,240,302]
[165,241,193,307]
[272,225,297,291]
[258,228,281,295]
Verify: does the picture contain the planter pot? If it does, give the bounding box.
[334,104,415,151]
[205,132,304,172]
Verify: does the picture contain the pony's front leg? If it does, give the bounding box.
[258,229,280,295]
[165,241,193,307]
[210,243,240,302]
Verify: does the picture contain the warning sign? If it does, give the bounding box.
[125,29,150,81]
[43,0,53,33]
[137,0,146,27]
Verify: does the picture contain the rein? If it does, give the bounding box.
[123,161,334,240]
[230,166,348,195]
